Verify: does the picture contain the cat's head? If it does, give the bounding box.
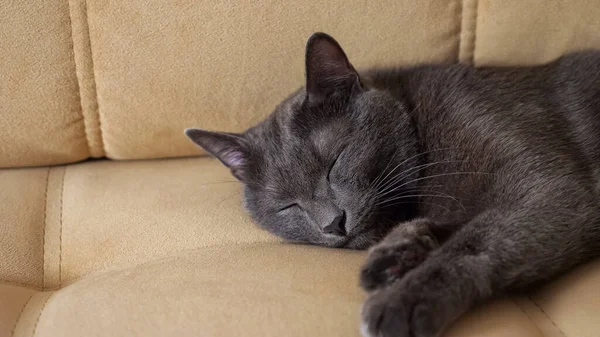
[186,33,419,249]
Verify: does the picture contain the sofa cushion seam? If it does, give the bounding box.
[528,295,567,337]
[61,241,281,285]
[511,298,547,337]
[41,167,50,290]
[66,0,106,157]
[58,168,66,288]
[82,0,107,157]
[10,293,34,337]
[31,293,53,337]
[458,0,478,64]
[471,0,478,64]
[65,0,93,158]
[456,0,463,62]
[0,281,42,291]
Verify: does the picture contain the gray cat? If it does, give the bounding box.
[185,33,600,337]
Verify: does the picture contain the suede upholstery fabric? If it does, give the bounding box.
[2,1,600,336]
[3,0,599,166]
[0,1,90,167]
[2,158,600,337]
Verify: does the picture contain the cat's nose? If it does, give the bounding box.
[323,211,347,236]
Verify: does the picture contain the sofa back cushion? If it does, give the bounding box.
[2,0,600,167]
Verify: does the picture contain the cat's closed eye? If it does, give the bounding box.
[278,203,299,213]
[327,149,346,183]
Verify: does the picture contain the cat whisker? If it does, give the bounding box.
[371,148,461,192]
[369,154,398,191]
[376,158,464,193]
[406,100,423,118]
[196,180,241,187]
[374,194,458,207]
[389,171,494,195]
[216,192,242,206]
[194,179,267,191]
[396,188,467,213]
[371,185,442,202]
[379,200,453,213]
[376,160,467,197]
[373,171,490,213]
[372,148,455,190]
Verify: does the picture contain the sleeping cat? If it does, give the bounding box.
[185,33,600,337]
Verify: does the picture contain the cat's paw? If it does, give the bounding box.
[360,219,438,292]
[360,282,443,337]
[359,238,431,291]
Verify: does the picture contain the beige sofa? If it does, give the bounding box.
[2,1,600,336]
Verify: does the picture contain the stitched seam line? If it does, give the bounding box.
[0,281,42,291]
[70,241,280,285]
[65,0,93,158]
[471,0,478,64]
[458,0,478,64]
[31,294,53,337]
[58,168,66,288]
[41,167,50,290]
[83,0,107,156]
[10,294,34,337]
[528,296,567,337]
[456,0,463,62]
[512,298,546,336]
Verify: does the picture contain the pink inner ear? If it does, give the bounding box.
[221,149,245,169]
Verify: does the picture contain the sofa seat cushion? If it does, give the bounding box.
[5,244,545,337]
[1,157,599,336]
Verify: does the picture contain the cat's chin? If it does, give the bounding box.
[343,235,381,250]
[327,230,383,250]
[285,232,381,250]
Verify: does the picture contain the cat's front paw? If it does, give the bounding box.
[360,219,438,292]
[360,282,442,337]
[360,238,431,291]
[360,287,410,337]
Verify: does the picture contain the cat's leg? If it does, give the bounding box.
[360,206,600,337]
[360,218,459,291]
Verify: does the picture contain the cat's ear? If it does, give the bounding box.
[185,128,248,181]
[304,32,362,105]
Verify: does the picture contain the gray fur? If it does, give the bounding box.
[186,33,600,337]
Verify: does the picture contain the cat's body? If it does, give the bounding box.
[366,53,600,231]
[186,34,600,337]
